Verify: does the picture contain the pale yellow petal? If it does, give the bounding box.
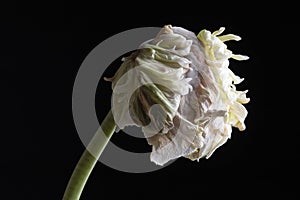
[212,27,225,36]
[232,54,249,60]
[218,34,241,42]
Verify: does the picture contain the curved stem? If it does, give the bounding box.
[63,110,116,200]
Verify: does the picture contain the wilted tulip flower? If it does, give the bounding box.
[106,25,249,165]
[63,25,250,200]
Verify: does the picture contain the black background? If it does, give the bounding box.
[3,3,295,199]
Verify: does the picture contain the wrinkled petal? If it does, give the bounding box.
[109,25,193,136]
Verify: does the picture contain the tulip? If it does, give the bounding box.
[63,25,249,200]
[107,25,249,165]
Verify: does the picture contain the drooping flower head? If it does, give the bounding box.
[106,25,249,165]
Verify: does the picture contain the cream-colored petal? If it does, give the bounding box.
[212,27,225,36]
[218,34,241,42]
[232,54,249,60]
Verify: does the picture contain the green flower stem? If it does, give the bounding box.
[63,110,116,200]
